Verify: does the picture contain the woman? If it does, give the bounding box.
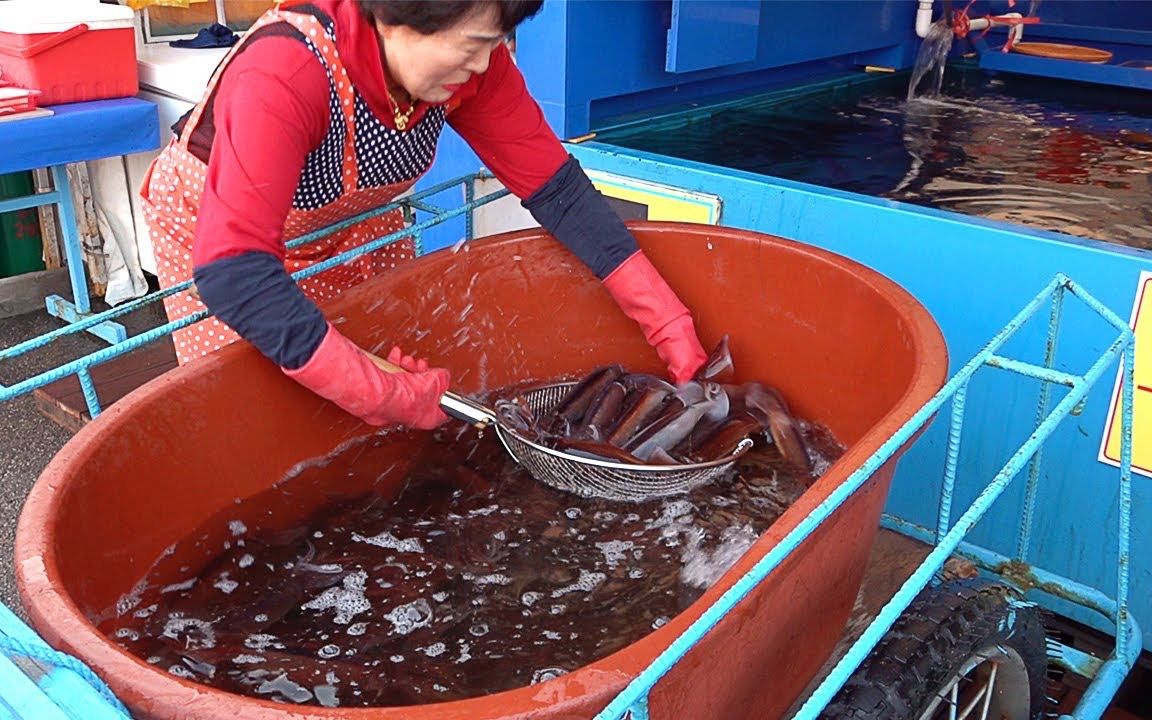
[141,0,706,430]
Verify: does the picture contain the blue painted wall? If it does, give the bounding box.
[516,0,921,136]
[418,0,925,251]
[1015,0,1152,30]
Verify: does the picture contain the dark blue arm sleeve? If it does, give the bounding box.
[193,251,328,369]
[522,155,638,279]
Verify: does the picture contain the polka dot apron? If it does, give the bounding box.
[141,6,446,365]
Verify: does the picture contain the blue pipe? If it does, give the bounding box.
[75,368,99,422]
[0,183,510,412]
[465,178,475,242]
[1061,657,1139,720]
[1048,641,1105,679]
[879,513,1141,720]
[880,514,1142,646]
[1115,339,1135,662]
[0,282,189,364]
[882,515,1116,622]
[405,199,444,215]
[1019,286,1064,565]
[596,276,1069,718]
[935,380,966,545]
[0,174,502,365]
[286,186,506,281]
[0,190,63,214]
[984,356,1080,387]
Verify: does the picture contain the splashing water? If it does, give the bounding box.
[908,19,954,100]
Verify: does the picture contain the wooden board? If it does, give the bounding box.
[1012,42,1114,64]
[33,340,178,433]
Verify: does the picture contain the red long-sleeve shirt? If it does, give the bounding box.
[192,0,568,266]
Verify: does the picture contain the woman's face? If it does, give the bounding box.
[375,7,507,104]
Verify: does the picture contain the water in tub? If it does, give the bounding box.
[100,398,843,707]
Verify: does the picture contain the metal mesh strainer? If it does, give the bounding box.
[440,382,753,502]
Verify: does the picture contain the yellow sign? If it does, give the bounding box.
[1100,271,1152,478]
[586,170,721,225]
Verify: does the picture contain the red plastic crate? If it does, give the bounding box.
[0,2,137,106]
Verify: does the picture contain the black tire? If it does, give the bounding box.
[820,579,1049,720]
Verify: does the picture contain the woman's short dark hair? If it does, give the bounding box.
[358,1,545,35]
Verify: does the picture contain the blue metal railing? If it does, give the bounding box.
[0,174,508,421]
[595,274,1136,720]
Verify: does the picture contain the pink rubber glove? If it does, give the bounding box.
[386,346,430,373]
[284,323,451,429]
[602,250,708,384]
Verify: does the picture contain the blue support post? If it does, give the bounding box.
[936,381,967,544]
[1114,340,1135,662]
[41,165,127,345]
[1017,285,1065,563]
[75,368,100,421]
[464,177,475,242]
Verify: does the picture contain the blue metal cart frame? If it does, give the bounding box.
[0,179,1139,718]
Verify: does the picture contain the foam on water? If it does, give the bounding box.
[347,622,368,636]
[468,573,511,586]
[107,418,838,707]
[421,642,447,657]
[161,616,216,650]
[353,530,424,553]
[114,576,150,618]
[301,571,371,624]
[243,634,283,652]
[213,572,238,594]
[551,569,605,598]
[383,598,433,635]
[595,540,636,569]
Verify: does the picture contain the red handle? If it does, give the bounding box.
[0,23,89,59]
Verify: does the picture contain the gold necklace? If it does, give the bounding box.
[387,89,416,131]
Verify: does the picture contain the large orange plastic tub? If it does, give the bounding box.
[16,223,946,719]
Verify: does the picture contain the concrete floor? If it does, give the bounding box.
[0,272,168,619]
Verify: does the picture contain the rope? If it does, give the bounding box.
[0,633,131,717]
